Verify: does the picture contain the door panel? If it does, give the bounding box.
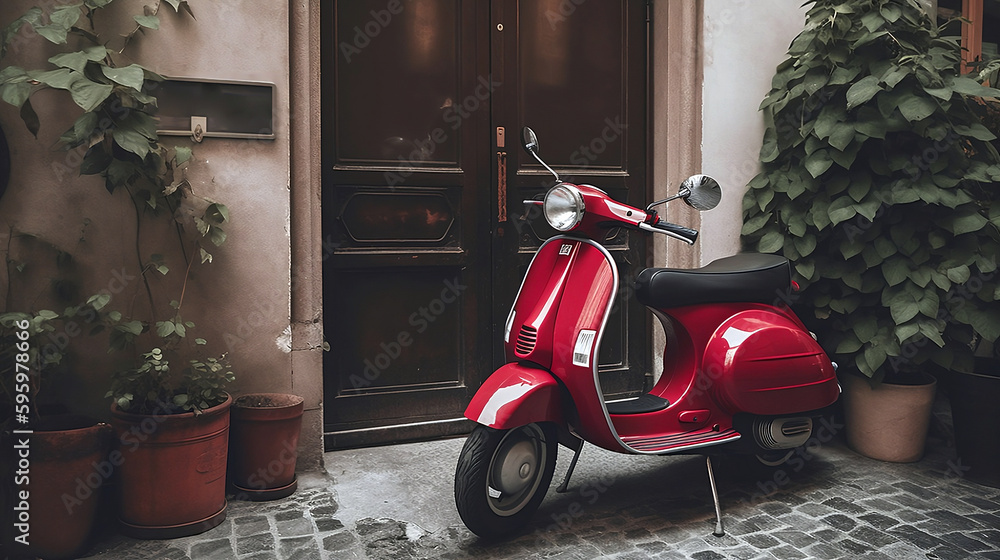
[495,0,649,397]
[322,1,490,448]
[323,0,649,448]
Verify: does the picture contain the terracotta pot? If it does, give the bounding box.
[110,395,231,539]
[8,417,112,559]
[950,358,1000,488]
[842,371,937,463]
[228,393,304,501]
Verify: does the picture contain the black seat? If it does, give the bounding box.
[635,253,790,309]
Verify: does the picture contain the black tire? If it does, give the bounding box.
[454,423,557,539]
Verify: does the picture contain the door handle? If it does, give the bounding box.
[497,150,507,222]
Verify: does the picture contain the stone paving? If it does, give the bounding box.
[79,403,1000,560]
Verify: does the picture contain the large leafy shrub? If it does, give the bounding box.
[742,0,1000,379]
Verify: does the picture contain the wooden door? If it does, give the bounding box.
[322,0,649,448]
[492,0,650,397]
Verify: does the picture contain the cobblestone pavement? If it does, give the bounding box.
[81,405,1000,560]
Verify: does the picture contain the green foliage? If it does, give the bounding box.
[105,348,233,415]
[0,0,231,415]
[742,0,1000,378]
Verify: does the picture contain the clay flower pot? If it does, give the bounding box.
[228,393,304,501]
[110,395,231,539]
[842,371,936,463]
[9,417,112,559]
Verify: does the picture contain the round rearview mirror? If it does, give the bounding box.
[522,127,539,154]
[680,175,722,211]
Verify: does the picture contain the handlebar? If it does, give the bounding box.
[638,221,698,245]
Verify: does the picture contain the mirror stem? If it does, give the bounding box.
[529,150,561,183]
[645,187,690,213]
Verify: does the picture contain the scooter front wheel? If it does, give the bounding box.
[454,423,557,539]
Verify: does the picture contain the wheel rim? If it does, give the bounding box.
[487,424,548,517]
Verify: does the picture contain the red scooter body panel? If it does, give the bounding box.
[663,304,839,416]
[503,237,623,451]
[464,363,565,429]
[703,310,839,414]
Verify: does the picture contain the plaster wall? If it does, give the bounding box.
[699,0,808,264]
[0,1,321,466]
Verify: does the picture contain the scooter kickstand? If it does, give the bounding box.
[706,456,725,537]
[557,439,584,493]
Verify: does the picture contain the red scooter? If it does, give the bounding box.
[454,127,840,539]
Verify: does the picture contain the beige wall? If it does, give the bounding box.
[0,0,323,468]
[699,0,808,264]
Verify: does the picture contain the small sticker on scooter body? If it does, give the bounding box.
[559,243,572,255]
[573,330,597,367]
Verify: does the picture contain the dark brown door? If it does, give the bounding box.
[492,1,650,397]
[322,0,649,449]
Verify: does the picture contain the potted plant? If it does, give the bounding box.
[1,0,235,538]
[1,308,114,559]
[0,229,117,559]
[228,392,304,501]
[741,0,1000,462]
[947,58,1000,487]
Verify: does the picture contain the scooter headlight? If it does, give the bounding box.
[544,184,585,231]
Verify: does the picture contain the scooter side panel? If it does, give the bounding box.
[503,239,578,369]
[550,241,628,452]
[464,363,566,429]
[703,309,839,415]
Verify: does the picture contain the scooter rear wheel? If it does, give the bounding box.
[454,423,557,539]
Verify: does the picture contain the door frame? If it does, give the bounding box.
[288,0,707,456]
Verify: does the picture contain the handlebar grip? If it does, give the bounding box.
[652,221,699,243]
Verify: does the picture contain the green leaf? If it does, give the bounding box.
[882,258,909,286]
[113,127,153,158]
[836,334,864,354]
[795,260,816,280]
[864,344,888,374]
[793,234,817,257]
[134,15,160,29]
[890,300,920,323]
[947,265,971,283]
[898,95,937,122]
[943,209,988,236]
[804,150,834,178]
[120,320,144,335]
[758,231,784,253]
[209,227,226,247]
[205,203,230,224]
[828,123,856,151]
[923,86,952,101]
[101,64,146,91]
[895,322,920,343]
[846,75,882,110]
[0,82,31,108]
[174,146,193,165]
[828,196,857,226]
[950,76,1000,98]
[87,293,112,310]
[69,78,113,112]
[156,320,176,337]
[854,107,887,139]
[741,212,773,235]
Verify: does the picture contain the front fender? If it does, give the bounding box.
[465,363,566,429]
